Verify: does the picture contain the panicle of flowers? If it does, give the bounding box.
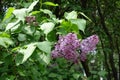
[51,33,80,62]
[25,16,38,26]
[80,35,99,61]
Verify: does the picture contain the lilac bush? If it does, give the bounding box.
[51,33,99,62]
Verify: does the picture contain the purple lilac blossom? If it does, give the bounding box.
[51,33,99,62]
[80,35,99,61]
[51,33,80,62]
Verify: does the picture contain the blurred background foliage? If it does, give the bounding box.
[0,0,119,80]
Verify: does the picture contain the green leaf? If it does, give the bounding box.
[0,32,10,37]
[18,43,36,64]
[98,70,107,77]
[2,7,15,22]
[40,22,55,35]
[0,37,13,48]
[47,30,56,42]
[58,20,79,34]
[43,2,58,6]
[15,53,24,66]
[36,41,51,54]
[73,73,80,79]
[27,0,39,12]
[70,19,86,32]
[48,73,57,77]
[18,33,26,41]
[30,11,40,15]
[64,11,77,20]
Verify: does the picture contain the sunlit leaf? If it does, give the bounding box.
[64,11,77,20]
[27,0,39,12]
[43,2,58,6]
[18,43,36,64]
[70,19,86,32]
[36,41,51,54]
[39,53,50,65]
[5,20,20,31]
[40,9,55,18]
[40,22,55,35]
[2,7,15,22]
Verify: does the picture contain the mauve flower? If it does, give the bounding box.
[80,35,99,61]
[51,33,99,62]
[51,33,80,62]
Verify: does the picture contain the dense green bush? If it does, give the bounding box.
[0,0,119,80]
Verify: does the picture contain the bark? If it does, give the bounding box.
[96,0,118,80]
[100,36,111,80]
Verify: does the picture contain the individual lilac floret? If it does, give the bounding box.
[80,35,99,61]
[51,33,80,62]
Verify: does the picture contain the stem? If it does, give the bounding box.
[40,0,42,9]
[81,61,91,77]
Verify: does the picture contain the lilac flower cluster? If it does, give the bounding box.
[25,16,38,26]
[51,33,99,62]
[51,33,80,62]
[80,35,99,61]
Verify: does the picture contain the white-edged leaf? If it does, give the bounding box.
[70,19,86,32]
[28,0,39,12]
[64,11,77,20]
[13,8,27,21]
[40,9,55,18]
[18,43,36,63]
[39,53,50,64]
[5,20,20,31]
[40,22,55,35]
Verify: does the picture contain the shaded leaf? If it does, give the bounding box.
[40,22,55,35]
[18,33,26,41]
[15,53,24,66]
[0,37,13,48]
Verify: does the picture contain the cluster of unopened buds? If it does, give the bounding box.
[51,33,99,63]
[25,16,38,26]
